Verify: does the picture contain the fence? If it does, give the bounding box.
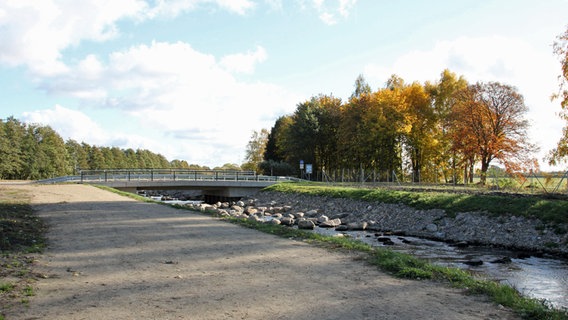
[317,168,568,195]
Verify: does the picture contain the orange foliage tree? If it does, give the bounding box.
[549,26,568,165]
[451,82,538,184]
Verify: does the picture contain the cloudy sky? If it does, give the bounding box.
[1,0,567,170]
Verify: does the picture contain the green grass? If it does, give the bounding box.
[266,182,568,225]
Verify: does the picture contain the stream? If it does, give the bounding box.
[315,227,568,310]
[162,199,568,310]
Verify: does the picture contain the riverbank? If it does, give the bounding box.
[246,185,568,256]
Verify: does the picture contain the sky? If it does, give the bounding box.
[1,0,567,170]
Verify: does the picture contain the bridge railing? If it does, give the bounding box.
[78,169,296,183]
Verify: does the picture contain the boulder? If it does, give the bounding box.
[217,209,230,217]
[293,212,305,219]
[245,207,258,215]
[305,209,319,217]
[231,205,244,212]
[319,218,342,228]
[462,260,484,266]
[298,219,316,230]
[280,217,295,226]
[248,215,262,222]
[347,221,368,230]
[426,223,438,232]
[317,215,329,223]
[267,218,281,225]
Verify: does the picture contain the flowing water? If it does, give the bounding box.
[157,198,567,310]
[315,228,568,310]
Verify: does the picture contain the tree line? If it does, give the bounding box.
[247,69,538,185]
[0,117,222,180]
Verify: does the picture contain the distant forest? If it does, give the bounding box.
[0,117,228,180]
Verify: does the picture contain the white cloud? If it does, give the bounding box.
[29,42,300,167]
[308,0,357,25]
[220,46,268,74]
[21,105,108,145]
[0,0,146,76]
[364,35,564,170]
[319,12,336,25]
[0,0,257,76]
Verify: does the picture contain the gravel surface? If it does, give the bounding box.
[3,183,518,320]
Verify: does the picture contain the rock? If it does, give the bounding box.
[335,225,349,231]
[305,209,319,217]
[453,241,469,248]
[293,212,305,219]
[347,221,368,230]
[516,252,531,259]
[377,236,391,243]
[280,217,295,226]
[257,206,268,213]
[248,215,262,222]
[319,218,342,228]
[317,215,329,223]
[490,257,512,264]
[426,223,438,232]
[462,260,483,266]
[236,200,245,207]
[267,218,281,225]
[217,209,230,217]
[245,207,258,215]
[231,205,244,212]
[298,220,316,230]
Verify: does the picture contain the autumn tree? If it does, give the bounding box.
[549,26,568,165]
[365,78,409,179]
[402,82,437,182]
[242,129,269,173]
[338,85,373,179]
[426,69,468,182]
[451,81,537,184]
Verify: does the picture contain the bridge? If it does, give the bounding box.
[40,169,298,202]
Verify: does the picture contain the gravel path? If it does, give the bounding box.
[4,184,518,319]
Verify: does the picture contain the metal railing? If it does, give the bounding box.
[75,169,297,184]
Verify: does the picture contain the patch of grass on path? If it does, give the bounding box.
[0,186,47,317]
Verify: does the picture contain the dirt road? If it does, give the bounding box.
[4,184,517,319]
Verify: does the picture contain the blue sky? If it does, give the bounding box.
[1,0,567,170]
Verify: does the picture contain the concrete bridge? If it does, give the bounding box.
[40,169,298,202]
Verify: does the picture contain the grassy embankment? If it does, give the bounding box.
[104,184,568,319]
[0,187,47,319]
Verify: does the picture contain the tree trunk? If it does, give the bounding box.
[480,160,489,185]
